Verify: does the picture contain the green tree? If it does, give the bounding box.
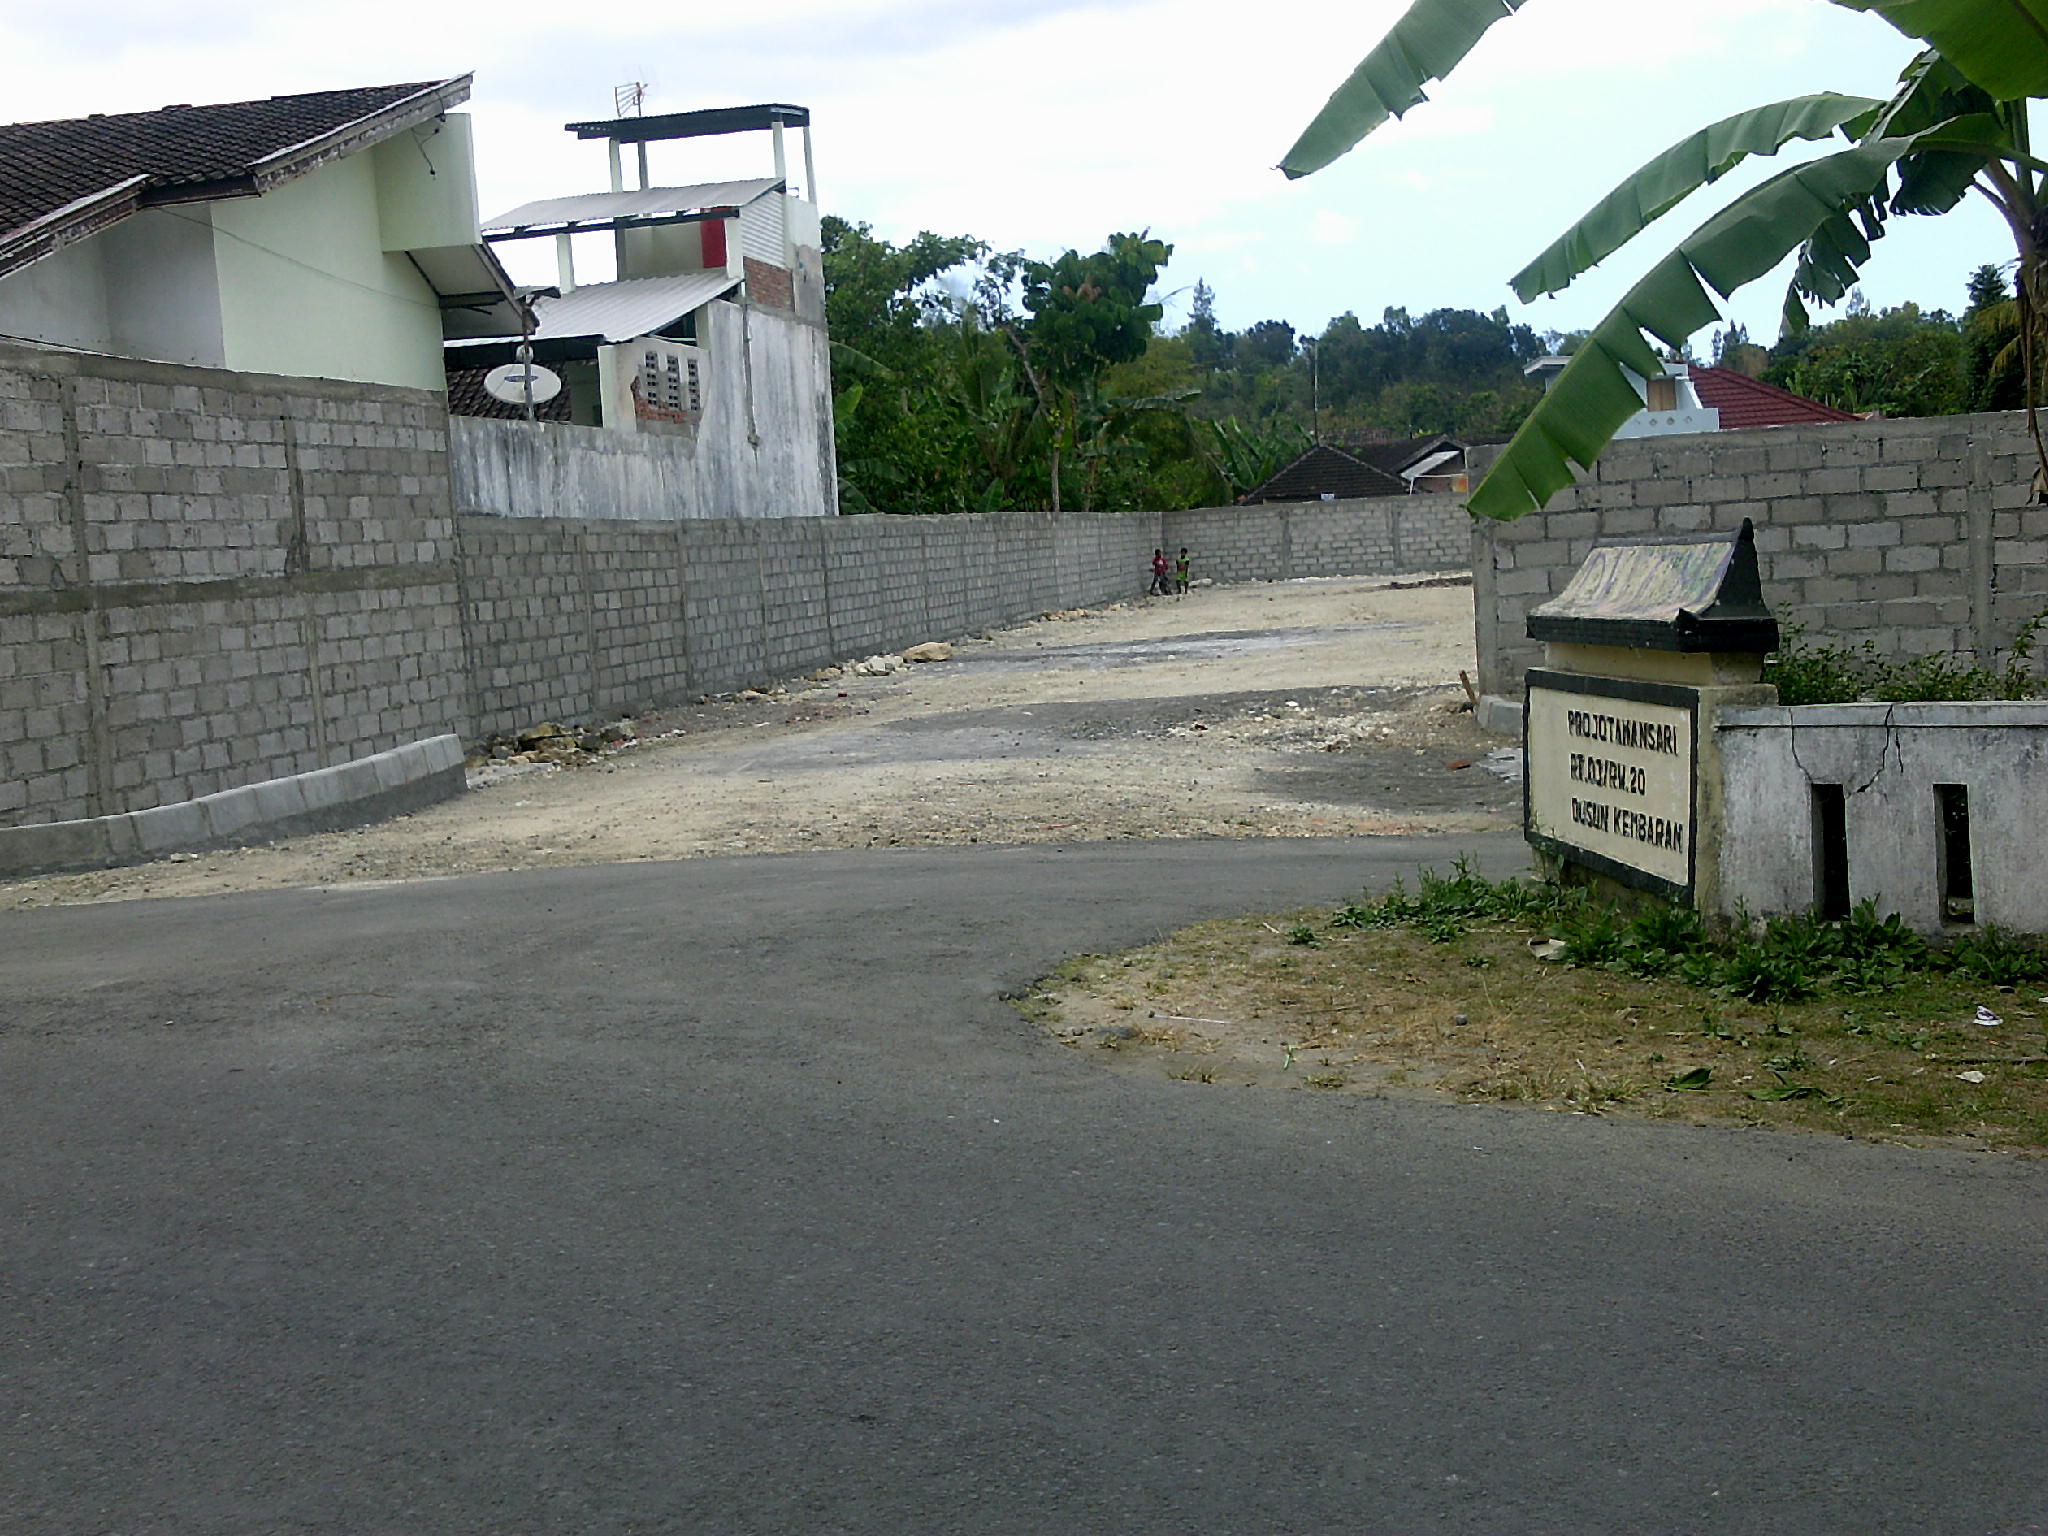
[1185,279,1231,369]
[1764,297,1969,415]
[1016,232,1174,511]
[1281,2,2048,517]
[824,219,1210,514]
[1964,261,2029,410]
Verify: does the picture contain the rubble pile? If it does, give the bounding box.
[467,718,640,773]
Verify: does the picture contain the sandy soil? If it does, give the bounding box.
[4,574,1520,908]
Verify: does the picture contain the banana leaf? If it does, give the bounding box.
[1828,0,2048,102]
[1511,94,1884,302]
[1279,0,1534,178]
[1471,137,1932,521]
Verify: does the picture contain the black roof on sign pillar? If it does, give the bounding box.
[1526,519,1779,654]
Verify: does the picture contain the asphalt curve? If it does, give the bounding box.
[4,836,2044,1534]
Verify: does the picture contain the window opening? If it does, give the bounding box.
[1812,784,1849,920]
[1935,783,1974,924]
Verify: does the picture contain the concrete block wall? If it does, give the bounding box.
[0,343,463,829]
[1,338,1483,831]
[1472,412,2045,698]
[756,520,836,680]
[1716,702,2048,932]
[452,509,1162,739]
[1160,494,1471,585]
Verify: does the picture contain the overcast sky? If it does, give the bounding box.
[4,0,2018,348]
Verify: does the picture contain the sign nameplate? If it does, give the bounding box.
[1525,669,1698,899]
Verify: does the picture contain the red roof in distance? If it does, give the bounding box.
[1689,366,1859,430]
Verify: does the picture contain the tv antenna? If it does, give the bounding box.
[614,81,648,117]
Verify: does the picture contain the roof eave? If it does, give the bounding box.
[0,76,477,283]
[0,174,149,281]
[241,74,474,195]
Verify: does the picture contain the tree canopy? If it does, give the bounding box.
[1281,0,2048,517]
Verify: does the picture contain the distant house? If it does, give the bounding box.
[1240,443,1407,503]
[1687,365,1860,429]
[0,79,520,390]
[1344,433,1495,494]
[444,102,836,517]
[1521,356,1857,437]
[1242,434,1489,503]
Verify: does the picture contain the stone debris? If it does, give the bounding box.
[1162,690,1455,756]
[467,717,642,777]
[1478,747,1525,784]
[901,641,954,663]
[850,654,904,676]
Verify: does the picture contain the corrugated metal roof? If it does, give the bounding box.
[567,104,809,142]
[483,178,781,234]
[528,271,739,342]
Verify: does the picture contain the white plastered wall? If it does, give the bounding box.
[0,114,482,390]
[0,207,227,367]
[211,151,447,390]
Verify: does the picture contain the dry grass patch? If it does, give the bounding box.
[1024,866,2048,1152]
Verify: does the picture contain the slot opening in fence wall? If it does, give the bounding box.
[1936,783,1974,924]
[1812,784,1849,920]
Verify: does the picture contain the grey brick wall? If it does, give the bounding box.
[0,344,463,828]
[2,337,1485,826]
[452,508,1163,738]
[1161,494,1470,585]
[1470,412,2043,698]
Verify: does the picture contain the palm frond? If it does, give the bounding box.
[1280,0,1535,178]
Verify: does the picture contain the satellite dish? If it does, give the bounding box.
[483,362,562,406]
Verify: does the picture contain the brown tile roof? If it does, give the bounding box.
[0,78,470,278]
[1689,366,1859,429]
[446,365,573,422]
[1240,443,1408,503]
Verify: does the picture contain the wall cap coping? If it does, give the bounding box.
[0,337,447,407]
[1720,701,2048,729]
[0,734,465,879]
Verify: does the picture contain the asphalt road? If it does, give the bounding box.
[5,835,2045,1535]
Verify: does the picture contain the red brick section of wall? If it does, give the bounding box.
[634,394,699,429]
[744,257,794,312]
[635,404,699,429]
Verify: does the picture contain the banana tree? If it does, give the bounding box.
[1281,0,2048,519]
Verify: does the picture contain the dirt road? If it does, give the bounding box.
[4,574,1518,907]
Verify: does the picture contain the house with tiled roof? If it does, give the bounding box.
[1687,365,1860,429]
[1522,355,1856,438]
[1240,443,1408,503]
[0,79,520,390]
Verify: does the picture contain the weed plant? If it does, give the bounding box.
[1764,613,2048,705]
[1333,861,2047,1004]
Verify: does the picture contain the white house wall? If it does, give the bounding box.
[738,198,786,267]
[451,298,837,520]
[370,113,480,252]
[0,134,476,390]
[0,206,228,368]
[0,235,114,354]
[211,152,449,391]
[697,298,834,517]
[101,208,228,368]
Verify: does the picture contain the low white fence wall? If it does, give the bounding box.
[1716,702,2048,932]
